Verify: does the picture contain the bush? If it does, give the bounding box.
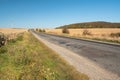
[37,29,46,33]
[110,33,120,38]
[36,28,39,31]
[82,29,91,36]
[39,29,42,32]
[62,28,69,34]
[42,29,46,32]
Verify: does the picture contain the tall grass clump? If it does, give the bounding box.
[82,29,92,36]
[62,28,69,34]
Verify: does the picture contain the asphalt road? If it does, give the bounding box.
[34,32,120,77]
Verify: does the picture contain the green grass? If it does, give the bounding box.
[0,32,89,80]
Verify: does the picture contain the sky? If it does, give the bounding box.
[0,0,120,28]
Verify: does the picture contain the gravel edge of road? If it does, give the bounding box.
[32,32,120,80]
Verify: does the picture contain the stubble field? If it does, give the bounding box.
[45,28,120,43]
[0,28,28,34]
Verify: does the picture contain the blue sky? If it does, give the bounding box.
[0,0,120,28]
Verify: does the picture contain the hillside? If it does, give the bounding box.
[56,21,120,29]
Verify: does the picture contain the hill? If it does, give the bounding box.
[56,21,120,29]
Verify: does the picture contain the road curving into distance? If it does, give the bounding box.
[32,30,120,80]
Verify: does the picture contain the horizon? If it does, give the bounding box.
[0,0,120,28]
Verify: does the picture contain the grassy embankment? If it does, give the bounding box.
[0,32,89,80]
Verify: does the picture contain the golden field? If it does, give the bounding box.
[0,28,28,34]
[0,28,28,40]
[46,28,120,41]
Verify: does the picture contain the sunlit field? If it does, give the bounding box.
[45,28,120,43]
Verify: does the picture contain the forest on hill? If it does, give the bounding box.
[56,21,120,29]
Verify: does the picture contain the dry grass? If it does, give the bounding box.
[46,29,62,34]
[0,32,89,80]
[0,28,28,40]
[45,28,120,43]
[0,28,28,34]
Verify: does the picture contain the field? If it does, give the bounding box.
[45,28,120,43]
[0,32,88,80]
[0,28,27,34]
[0,28,28,40]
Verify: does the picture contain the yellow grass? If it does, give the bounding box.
[45,28,120,42]
[0,28,28,34]
[70,28,120,35]
[46,29,62,34]
[46,28,120,35]
[0,28,28,40]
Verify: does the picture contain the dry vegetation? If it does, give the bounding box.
[0,28,27,34]
[45,28,120,43]
[0,28,27,39]
[0,32,89,80]
[0,28,28,45]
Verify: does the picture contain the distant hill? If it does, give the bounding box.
[56,21,120,29]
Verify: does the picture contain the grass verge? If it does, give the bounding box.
[0,32,89,80]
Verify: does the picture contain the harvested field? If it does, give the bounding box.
[0,28,28,40]
[0,28,28,34]
[0,28,28,46]
[45,28,120,43]
[46,28,120,36]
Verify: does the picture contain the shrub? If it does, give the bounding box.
[37,29,46,32]
[82,29,91,36]
[42,29,46,32]
[36,28,39,31]
[110,33,120,38]
[39,29,42,32]
[62,28,69,34]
